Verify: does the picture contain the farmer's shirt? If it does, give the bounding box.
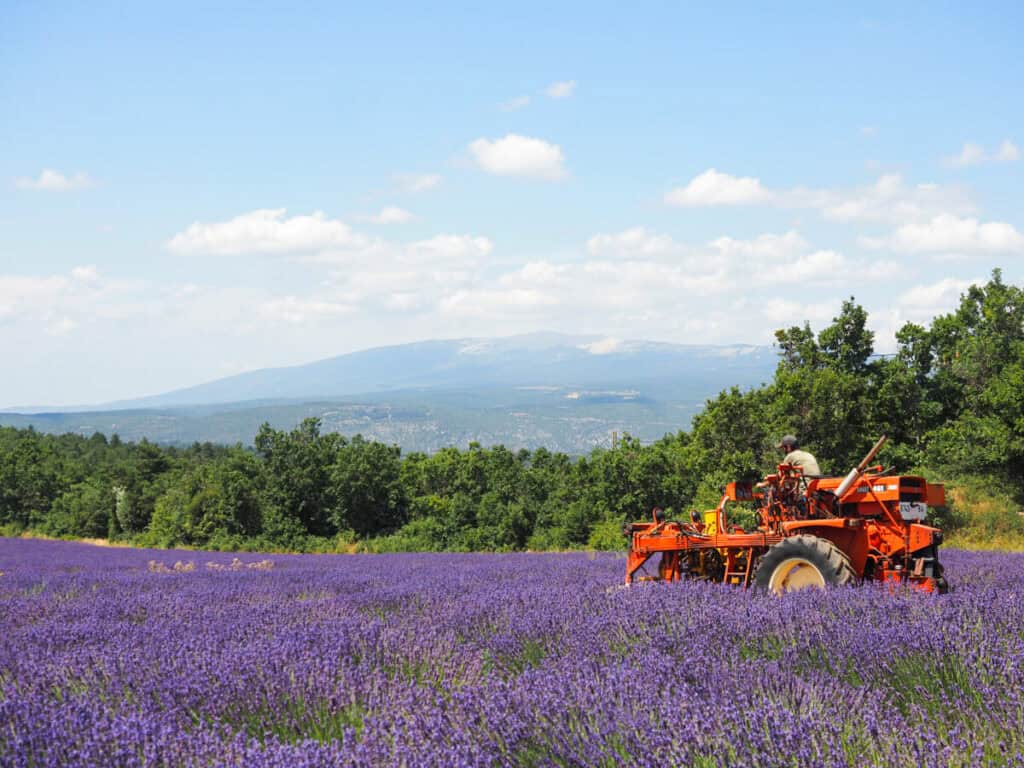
[784,450,821,476]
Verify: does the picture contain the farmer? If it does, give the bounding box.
[777,434,821,476]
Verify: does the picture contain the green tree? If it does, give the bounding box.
[900,270,1024,492]
[818,298,874,373]
[47,480,113,538]
[329,437,406,536]
[255,419,340,536]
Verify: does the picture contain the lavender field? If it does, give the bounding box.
[1,539,1022,767]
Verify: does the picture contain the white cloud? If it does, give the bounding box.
[818,176,883,220]
[665,171,973,226]
[0,266,151,333]
[167,209,369,255]
[71,265,100,282]
[165,212,494,323]
[705,230,900,285]
[499,95,530,111]
[497,254,732,314]
[15,169,93,191]
[359,206,416,224]
[867,277,984,347]
[0,275,67,319]
[257,296,353,324]
[665,169,773,206]
[815,174,968,223]
[793,174,974,225]
[405,234,493,264]
[898,277,976,311]
[468,134,567,180]
[765,250,847,282]
[863,214,1024,253]
[860,125,878,137]
[944,139,1020,167]
[431,250,782,340]
[763,298,839,325]
[586,227,682,258]
[580,337,621,355]
[384,293,422,311]
[997,140,1021,162]
[585,228,856,292]
[544,80,576,99]
[315,233,494,312]
[46,316,77,335]
[710,230,807,260]
[439,288,558,317]
[398,174,442,193]
[767,250,901,283]
[582,228,860,294]
[945,142,987,168]
[511,261,569,285]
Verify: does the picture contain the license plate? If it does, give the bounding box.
[899,501,927,521]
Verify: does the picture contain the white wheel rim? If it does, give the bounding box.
[768,557,826,594]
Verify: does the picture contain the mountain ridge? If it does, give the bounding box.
[6,332,773,412]
[1,333,779,453]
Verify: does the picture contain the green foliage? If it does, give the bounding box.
[526,524,572,552]
[144,479,191,547]
[361,517,452,553]
[943,479,1024,550]
[913,270,1024,488]
[818,298,874,373]
[0,522,24,537]
[0,427,59,528]
[46,480,113,539]
[689,387,773,480]
[329,437,406,536]
[587,518,627,551]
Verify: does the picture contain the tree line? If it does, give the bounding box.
[2,270,1022,551]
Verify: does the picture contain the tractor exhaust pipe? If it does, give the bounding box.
[835,434,888,499]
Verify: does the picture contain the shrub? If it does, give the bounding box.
[587,518,627,551]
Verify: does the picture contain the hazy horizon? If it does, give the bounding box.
[1,330,773,411]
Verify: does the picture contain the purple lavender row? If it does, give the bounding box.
[1,538,1022,767]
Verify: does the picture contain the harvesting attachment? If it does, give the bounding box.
[625,436,948,594]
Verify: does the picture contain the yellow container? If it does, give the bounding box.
[703,510,720,535]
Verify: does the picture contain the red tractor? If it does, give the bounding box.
[625,436,947,593]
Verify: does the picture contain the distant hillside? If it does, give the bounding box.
[0,334,778,452]
[91,332,775,409]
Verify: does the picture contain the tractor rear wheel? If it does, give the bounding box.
[752,535,856,594]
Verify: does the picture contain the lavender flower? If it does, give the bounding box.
[1,539,1021,767]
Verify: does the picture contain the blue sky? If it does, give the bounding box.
[2,1,1022,406]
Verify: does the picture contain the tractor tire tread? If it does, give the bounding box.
[752,534,857,591]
